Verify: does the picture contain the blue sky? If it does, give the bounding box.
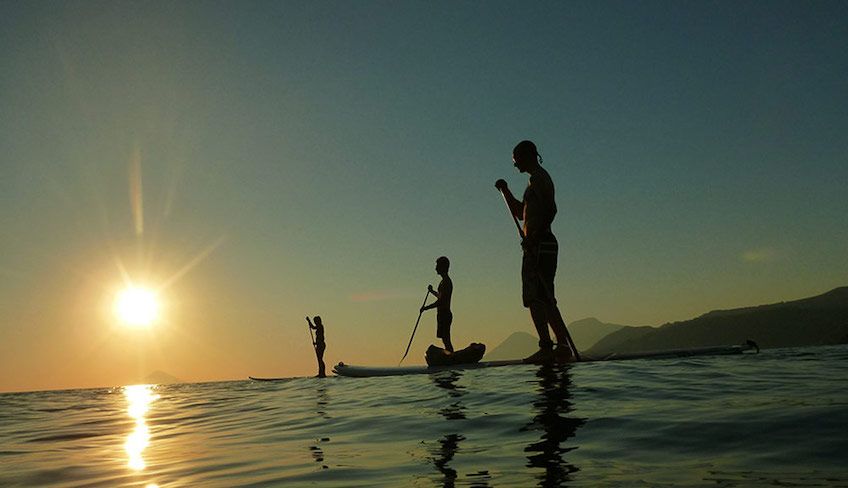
[1,1,846,390]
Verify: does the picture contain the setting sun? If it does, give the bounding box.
[114,287,160,327]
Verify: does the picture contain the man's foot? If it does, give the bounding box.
[553,345,576,363]
[523,347,554,364]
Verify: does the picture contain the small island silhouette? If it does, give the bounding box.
[141,371,182,385]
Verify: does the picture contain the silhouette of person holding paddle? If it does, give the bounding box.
[495,140,578,364]
[420,256,454,352]
[306,316,326,377]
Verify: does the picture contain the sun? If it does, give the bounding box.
[114,286,160,327]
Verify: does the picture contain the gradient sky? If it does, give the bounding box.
[1,1,846,392]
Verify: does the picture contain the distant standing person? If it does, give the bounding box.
[306,316,326,377]
[495,140,575,364]
[420,256,454,352]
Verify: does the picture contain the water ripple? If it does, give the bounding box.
[0,345,847,486]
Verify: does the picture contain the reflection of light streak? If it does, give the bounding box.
[124,385,159,471]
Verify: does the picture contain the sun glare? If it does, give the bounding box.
[115,287,159,327]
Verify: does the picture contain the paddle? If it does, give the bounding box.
[499,189,525,238]
[399,289,431,364]
[496,186,581,361]
[305,317,316,352]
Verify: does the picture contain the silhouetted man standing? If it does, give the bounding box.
[420,256,454,352]
[306,316,326,377]
[496,140,575,364]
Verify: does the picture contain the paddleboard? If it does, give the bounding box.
[333,359,525,377]
[581,341,759,361]
[333,341,759,378]
[248,376,288,381]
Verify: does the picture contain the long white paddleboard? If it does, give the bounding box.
[333,359,525,377]
[333,341,759,378]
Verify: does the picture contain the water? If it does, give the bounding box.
[2,345,847,487]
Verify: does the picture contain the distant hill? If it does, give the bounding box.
[486,331,538,360]
[568,317,628,351]
[584,326,657,355]
[587,287,848,356]
[142,371,183,385]
[486,317,630,360]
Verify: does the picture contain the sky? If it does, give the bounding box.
[1,1,846,392]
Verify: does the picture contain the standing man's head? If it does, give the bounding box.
[512,140,542,173]
[435,256,450,275]
[313,316,322,326]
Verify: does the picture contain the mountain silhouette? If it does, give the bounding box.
[486,317,630,360]
[567,317,629,351]
[486,332,538,360]
[587,287,848,355]
[142,371,182,385]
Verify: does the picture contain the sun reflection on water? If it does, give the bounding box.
[124,385,159,472]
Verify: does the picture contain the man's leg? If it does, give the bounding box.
[530,303,554,348]
[439,314,454,352]
[522,248,555,363]
[546,304,569,346]
[523,302,555,363]
[547,304,575,361]
[535,237,576,362]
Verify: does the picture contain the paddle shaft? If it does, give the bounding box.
[500,190,525,239]
[400,289,430,364]
[305,318,316,351]
[497,187,581,361]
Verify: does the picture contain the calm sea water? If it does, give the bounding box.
[1,345,847,487]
